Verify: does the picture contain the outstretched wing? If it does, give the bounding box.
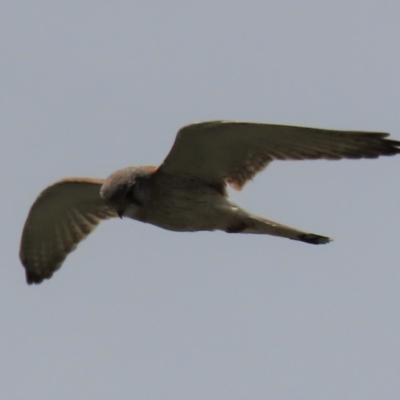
[159,121,400,190]
[20,178,117,284]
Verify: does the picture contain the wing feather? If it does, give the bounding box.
[19,178,117,284]
[159,121,400,189]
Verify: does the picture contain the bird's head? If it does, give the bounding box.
[100,166,155,218]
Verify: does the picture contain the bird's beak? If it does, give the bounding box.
[117,208,124,219]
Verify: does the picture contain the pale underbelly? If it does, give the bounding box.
[124,197,243,232]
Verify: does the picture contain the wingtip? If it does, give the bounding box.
[25,270,53,285]
[297,233,333,245]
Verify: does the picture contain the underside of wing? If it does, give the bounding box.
[19,178,117,284]
[159,121,400,190]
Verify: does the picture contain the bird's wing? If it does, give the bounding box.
[159,121,400,190]
[19,178,117,284]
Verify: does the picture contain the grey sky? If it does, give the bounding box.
[2,2,400,399]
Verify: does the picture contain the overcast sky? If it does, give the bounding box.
[2,2,400,399]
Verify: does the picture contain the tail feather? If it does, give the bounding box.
[227,214,332,245]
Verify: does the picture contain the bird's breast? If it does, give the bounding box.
[126,176,233,232]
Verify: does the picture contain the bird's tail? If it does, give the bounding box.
[227,213,332,245]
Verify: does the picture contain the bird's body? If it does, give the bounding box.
[20,121,400,284]
[119,170,232,232]
[115,170,329,244]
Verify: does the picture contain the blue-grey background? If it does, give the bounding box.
[2,2,400,399]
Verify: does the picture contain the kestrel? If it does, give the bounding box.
[20,121,400,284]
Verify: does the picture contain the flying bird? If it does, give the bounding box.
[20,121,400,284]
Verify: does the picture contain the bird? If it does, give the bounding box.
[19,121,400,284]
